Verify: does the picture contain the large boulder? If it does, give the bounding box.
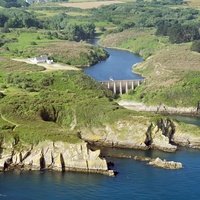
[148,157,182,169]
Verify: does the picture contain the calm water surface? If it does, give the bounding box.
[1,47,200,200]
[84,48,143,81]
[1,148,200,200]
[171,115,200,126]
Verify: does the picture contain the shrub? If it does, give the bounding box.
[30,41,37,45]
[191,40,200,53]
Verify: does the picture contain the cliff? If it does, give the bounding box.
[80,117,200,152]
[0,140,114,176]
[81,118,176,152]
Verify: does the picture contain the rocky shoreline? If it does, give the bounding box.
[0,141,115,176]
[80,119,178,153]
[1,116,199,175]
[80,115,200,154]
[102,153,182,170]
[118,100,200,116]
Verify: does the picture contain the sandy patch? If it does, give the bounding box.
[59,1,123,9]
[184,0,200,7]
[12,58,80,72]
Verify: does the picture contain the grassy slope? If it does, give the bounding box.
[128,44,200,107]
[101,28,169,59]
[0,57,143,144]
[0,30,108,67]
[31,41,108,67]
[1,57,199,146]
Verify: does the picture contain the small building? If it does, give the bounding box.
[30,55,53,64]
[25,0,35,4]
[25,0,48,5]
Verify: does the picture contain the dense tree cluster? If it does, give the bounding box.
[63,23,95,41]
[0,0,199,44]
[92,1,199,29]
[0,9,42,28]
[91,1,200,43]
[45,13,95,41]
[0,0,28,8]
[156,21,200,43]
[45,13,67,30]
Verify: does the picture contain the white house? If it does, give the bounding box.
[25,0,35,4]
[30,55,53,64]
[25,0,48,5]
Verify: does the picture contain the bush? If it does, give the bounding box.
[0,92,5,98]
[191,40,200,53]
[30,41,37,45]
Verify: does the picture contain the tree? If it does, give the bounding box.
[63,23,95,42]
[0,14,8,27]
[156,21,200,44]
[1,22,10,33]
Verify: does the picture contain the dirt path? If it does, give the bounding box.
[12,58,80,72]
[0,113,19,131]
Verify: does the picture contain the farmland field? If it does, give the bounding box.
[59,1,124,9]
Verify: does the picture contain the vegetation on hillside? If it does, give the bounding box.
[123,44,200,107]
[0,0,200,147]
[101,28,169,59]
[0,57,140,144]
[0,30,108,67]
[0,0,28,8]
[156,21,200,44]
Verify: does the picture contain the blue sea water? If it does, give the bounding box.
[1,47,200,200]
[1,148,200,200]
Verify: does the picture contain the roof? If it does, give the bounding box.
[34,55,48,61]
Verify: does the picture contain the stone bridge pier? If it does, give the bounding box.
[100,79,144,95]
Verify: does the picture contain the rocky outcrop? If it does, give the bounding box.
[148,157,183,169]
[173,125,200,149]
[81,121,148,150]
[81,118,177,153]
[145,119,177,152]
[117,100,200,149]
[0,141,114,176]
[102,151,182,170]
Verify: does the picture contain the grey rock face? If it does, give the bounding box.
[0,141,113,176]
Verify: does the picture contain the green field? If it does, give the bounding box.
[101,28,169,59]
[2,31,59,52]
